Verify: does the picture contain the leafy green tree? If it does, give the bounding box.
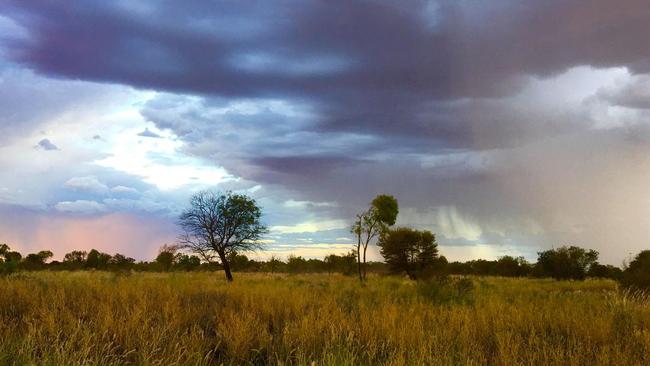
[495,256,531,277]
[263,255,283,273]
[587,262,622,279]
[378,227,439,280]
[0,244,9,261]
[325,251,357,275]
[85,249,111,270]
[21,250,53,270]
[286,255,308,274]
[178,191,268,282]
[176,254,201,271]
[353,194,398,281]
[109,253,136,270]
[63,250,88,269]
[0,244,19,275]
[4,251,22,263]
[535,246,598,280]
[155,245,178,272]
[620,250,650,291]
[227,253,251,271]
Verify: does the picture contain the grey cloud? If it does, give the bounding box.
[596,74,650,110]
[137,128,162,138]
[36,138,59,151]
[3,0,650,149]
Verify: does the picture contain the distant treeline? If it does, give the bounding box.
[0,242,630,282]
[0,244,378,275]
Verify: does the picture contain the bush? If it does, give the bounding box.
[0,260,18,276]
[620,250,650,291]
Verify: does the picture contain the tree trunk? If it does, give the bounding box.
[357,219,363,282]
[219,252,234,282]
[405,268,416,280]
[362,244,368,281]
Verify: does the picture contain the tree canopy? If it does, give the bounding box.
[378,227,440,280]
[535,246,598,280]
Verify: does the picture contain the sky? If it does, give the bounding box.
[0,1,649,264]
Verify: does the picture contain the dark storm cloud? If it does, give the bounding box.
[3,0,650,148]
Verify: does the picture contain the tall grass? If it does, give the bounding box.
[0,272,649,365]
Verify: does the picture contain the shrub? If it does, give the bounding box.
[620,250,650,291]
[0,260,18,276]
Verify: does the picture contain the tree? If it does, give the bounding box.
[176,254,201,271]
[178,191,268,282]
[378,227,439,280]
[227,253,251,271]
[263,255,283,273]
[0,244,9,261]
[495,256,531,277]
[588,262,622,280]
[109,253,136,270]
[620,250,650,291]
[325,251,357,275]
[155,245,178,272]
[85,249,111,270]
[4,251,22,263]
[63,250,88,269]
[535,246,598,280]
[286,255,307,273]
[353,194,398,281]
[21,250,53,270]
[0,244,19,275]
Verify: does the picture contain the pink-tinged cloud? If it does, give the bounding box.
[0,210,177,261]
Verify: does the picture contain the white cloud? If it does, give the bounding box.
[111,185,139,194]
[250,243,355,260]
[102,198,170,213]
[270,219,348,234]
[64,176,109,194]
[55,200,106,214]
[95,116,234,191]
[283,199,337,208]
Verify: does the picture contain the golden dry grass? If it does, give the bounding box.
[1,272,649,365]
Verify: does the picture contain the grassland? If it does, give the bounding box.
[1,272,649,365]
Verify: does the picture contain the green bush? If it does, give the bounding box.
[620,250,650,291]
[0,260,18,276]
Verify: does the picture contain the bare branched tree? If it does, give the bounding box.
[178,191,267,281]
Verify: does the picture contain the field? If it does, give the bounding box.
[1,272,649,365]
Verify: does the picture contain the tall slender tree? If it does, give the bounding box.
[352,194,398,281]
